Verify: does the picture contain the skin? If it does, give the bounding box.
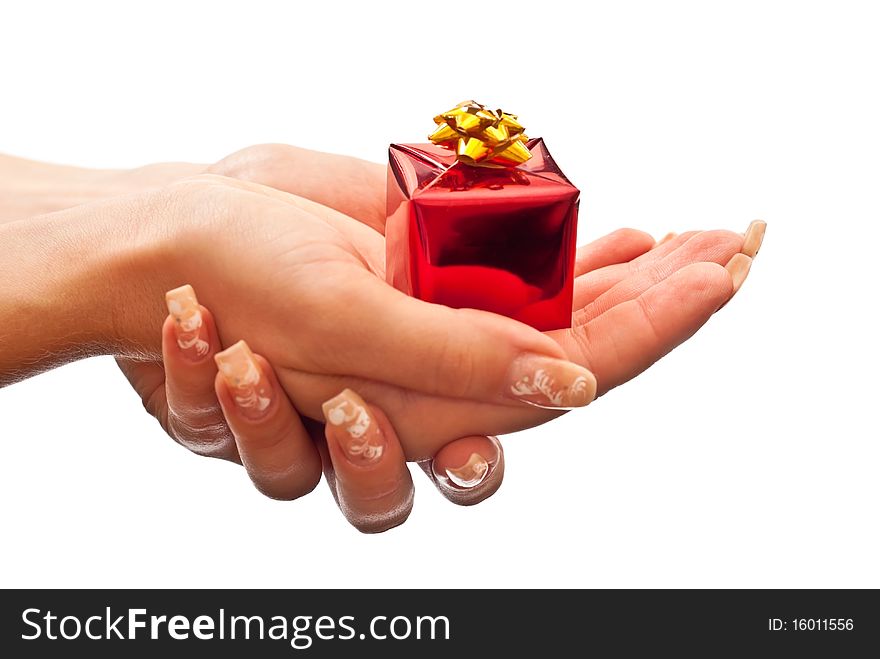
[1,174,580,427]
[202,146,758,446]
[0,146,765,531]
[0,151,510,530]
[157,293,489,532]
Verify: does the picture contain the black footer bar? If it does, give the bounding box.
[1,589,876,656]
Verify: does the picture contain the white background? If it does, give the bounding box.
[1,0,878,588]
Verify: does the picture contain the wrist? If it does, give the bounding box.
[0,154,205,223]
[66,177,243,358]
[104,186,205,358]
[0,189,190,383]
[0,156,107,221]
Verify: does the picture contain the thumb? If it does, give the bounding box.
[302,270,597,410]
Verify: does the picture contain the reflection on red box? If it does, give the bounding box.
[386,138,579,331]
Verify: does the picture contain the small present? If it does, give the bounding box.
[386,101,580,331]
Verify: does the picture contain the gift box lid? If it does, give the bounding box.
[389,138,577,202]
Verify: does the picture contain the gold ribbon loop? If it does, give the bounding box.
[429,100,532,166]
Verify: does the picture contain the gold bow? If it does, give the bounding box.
[428,100,532,166]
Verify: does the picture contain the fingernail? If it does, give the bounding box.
[657,231,677,246]
[433,438,501,490]
[165,285,211,360]
[742,220,766,258]
[322,389,387,466]
[447,453,490,487]
[726,253,753,293]
[507,355,597,409]
[214,340,273,420]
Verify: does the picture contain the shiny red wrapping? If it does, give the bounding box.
[386,138,579,331]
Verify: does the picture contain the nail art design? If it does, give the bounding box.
[165,284,209,359]
[431,436,503,497]
[445,453,490,488]
[214,341,272,418]
[507,357,596,409]
[323,390,386,465]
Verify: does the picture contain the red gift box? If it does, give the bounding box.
[386,136,579,331]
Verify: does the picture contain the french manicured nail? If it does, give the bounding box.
[214,340,273,420]
[322,389,387,466]
[434,438,501,489]
[742,220,766,257]
[507,355,597,409]
[726,253,753,293]
[657,231,677,246]
[165,284,210,360]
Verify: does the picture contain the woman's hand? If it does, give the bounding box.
[0,168,764,459]
[149,175,765,460]
[0,146,765,495]
[205,143,766,440]
[117,284,501,532]
[1,173,588,458]
[0,150,509,507]
[0,146,764,534]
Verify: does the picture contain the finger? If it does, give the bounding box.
[321,388,414,533]
[162,285,238,461]
[189,175,592,410]
[574,229,744,325]
[574,228,656,276]
[630,230,703,264]
[279,365,551,460]
[573,231,702,309]
[725,253,753,294]
[715,248,757,312]
[310,420,339,499]
[552,261,734,396]
[295,416,345,510]
[742,220,766,258]
[419,435,504,506]
[215,340,322,500]
[297,269,597,410]
[116,357,168,426]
